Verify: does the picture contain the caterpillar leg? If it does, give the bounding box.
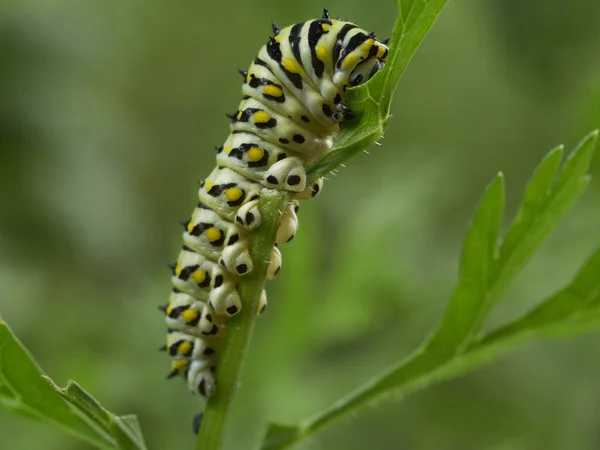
[276,200,299,245]
[295,177,323,200]
[219,239,253,276]
[267,245,282,279]
[257,290,268,314]
[264,157,307,192]
[193,413,203,435]
[187,359,217,397]
[235,199,261,230]
[166,357,216,398]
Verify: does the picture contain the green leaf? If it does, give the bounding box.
[306,0,450,184]
[261,423,302,450]
[480,247,600,341]
[260,243,600,450]
[429,130,597,353]
[44,378,147,450]
[0,317,146,450]
[488,131,597,304]
[259,130,598,450]
[367,0,452,118]
[0,318,113,448]
[425,173,505,355]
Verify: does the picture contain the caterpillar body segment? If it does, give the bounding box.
[241,66,330,135]
[230,98,334,157]
[166,331,220,361]
[171,248,242,316]
[162,12,388,399]
[198,166,263,224]
[217,133,308,193]
[182,202,253,275]
[164,291,227,338]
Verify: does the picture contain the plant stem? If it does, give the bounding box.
[196,189,288,450]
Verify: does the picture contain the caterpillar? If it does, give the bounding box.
[160,10,389,401]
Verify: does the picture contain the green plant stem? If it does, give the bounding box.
[196,189,288,450]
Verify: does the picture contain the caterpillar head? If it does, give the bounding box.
[333,30,389,89]
[349,55,385,87]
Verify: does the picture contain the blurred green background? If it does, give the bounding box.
[1,0,600,449]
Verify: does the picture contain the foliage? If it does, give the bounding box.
[1,0,599,449]
[261,131,599,449]
[0,317,146,450]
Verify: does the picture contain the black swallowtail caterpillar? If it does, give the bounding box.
[160,10,389,400]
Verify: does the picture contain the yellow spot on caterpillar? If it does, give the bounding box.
[275,35,281,42]
[322,23,330,32]
[204,181,214,192]
[253,111,271,123]
[205,227,221,242]
[246,73,252,83]
[247,147,264,162]
[225,187,243,202]
[361,40,375,54]
[263,84,282,98]
[187,220,194,233]
[175,264,182,277]
[224,145,233,155]
[172,359,188,372]
[166,303,173,315]
[282,56,300,74]
[342,54,358,69]
[377,44,387,59]
[182,308,199,323]
[236,110,243,120]
[178,341,193,355]
[316,45,328,61]
[192,270,206,284]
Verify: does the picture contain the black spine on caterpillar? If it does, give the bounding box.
[161,14,388,400]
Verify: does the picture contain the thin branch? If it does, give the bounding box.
[196,189,288,450]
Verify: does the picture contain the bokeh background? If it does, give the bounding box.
[2,0,600,449]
